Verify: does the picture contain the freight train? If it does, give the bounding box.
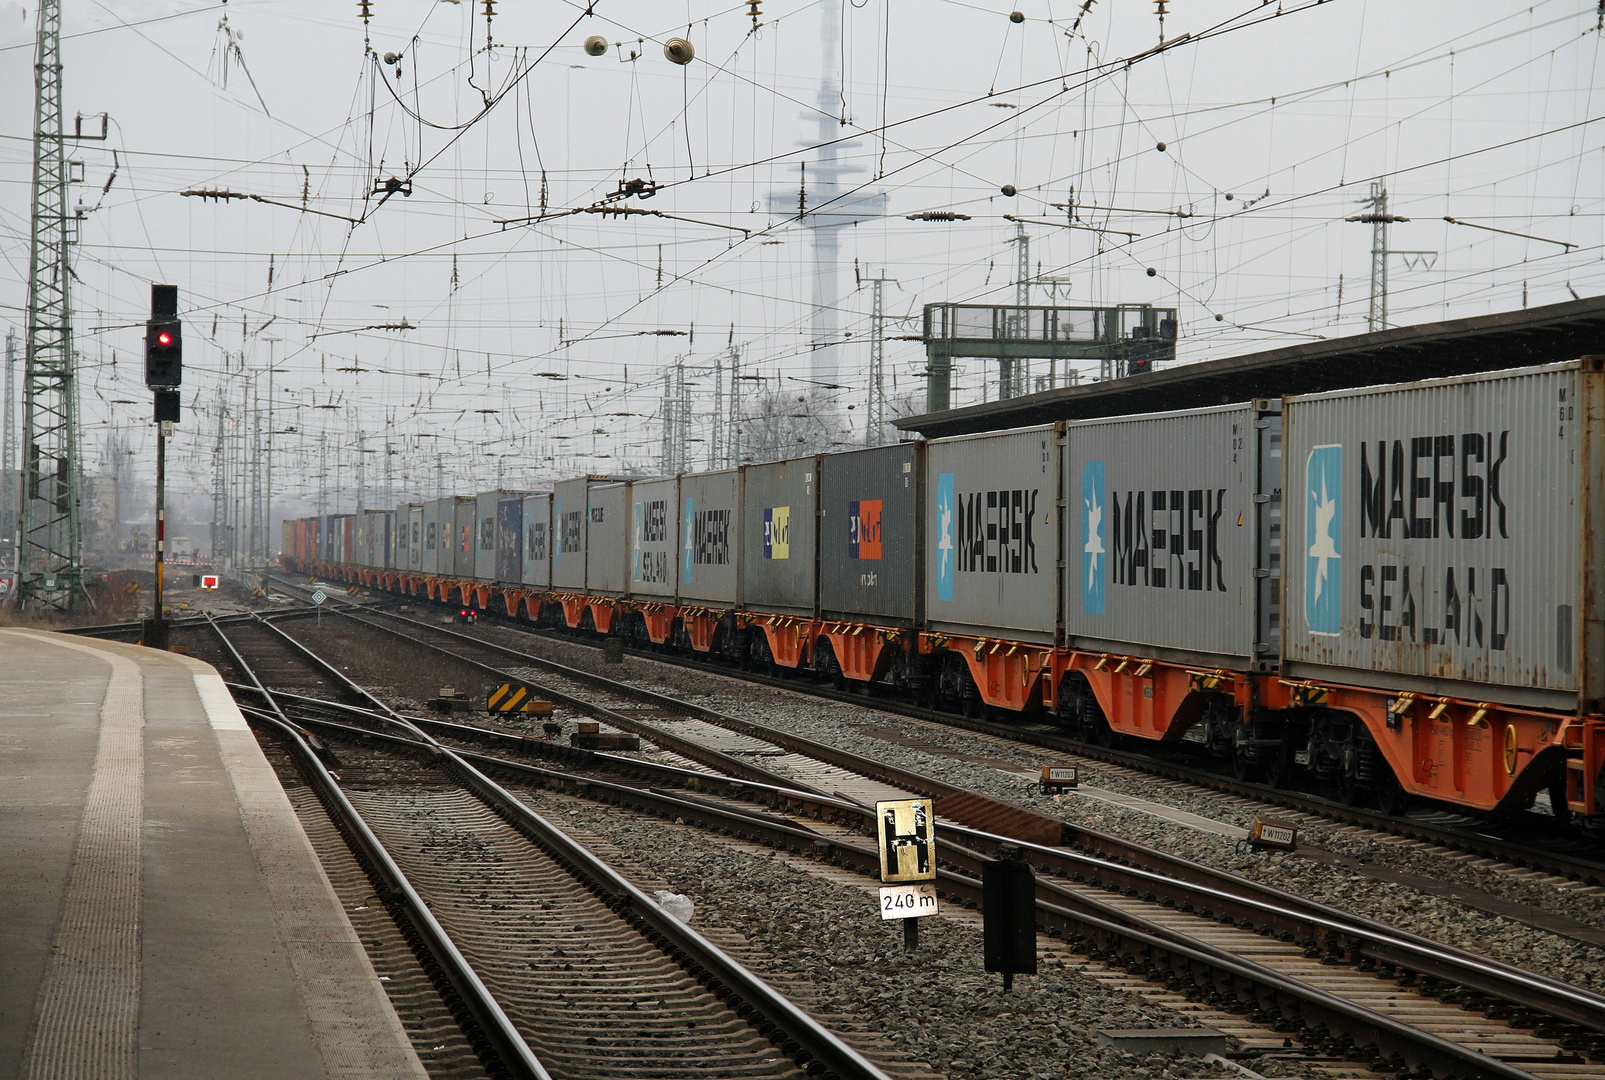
[284,359,1605,823]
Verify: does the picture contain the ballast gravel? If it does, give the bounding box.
[524,791,1281,1080]
[464,626,1605,996]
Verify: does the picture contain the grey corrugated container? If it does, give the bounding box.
[679,469,739,605]
[394,503,415,569]
[1283,360,1605,712]
[475,490,525,582]
[1064,402,1282,670]
[552,478,589,590]
[925,425,1061,643]
[360,510,392,568]
[819,442,924,626]
[421,499,445,574]
[741,457,818,616]
[495,498,523,584]
[406,505,423,571]
[586,482,630,596]
[450,496,477,577]
[630,478,679,599]
[522,494,551,587]
[353,513,367,567]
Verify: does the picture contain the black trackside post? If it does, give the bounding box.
[903,916,918,950]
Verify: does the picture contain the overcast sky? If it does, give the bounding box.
[2,0,1602,518]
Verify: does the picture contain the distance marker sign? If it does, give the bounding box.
[876,798,936,882]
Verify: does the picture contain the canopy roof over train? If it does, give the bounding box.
[894,293,1605,438]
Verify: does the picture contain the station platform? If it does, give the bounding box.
[0,629,427,1080]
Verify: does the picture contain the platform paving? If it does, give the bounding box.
[0,628,428,1080]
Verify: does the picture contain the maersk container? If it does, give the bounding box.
[587,482,631,597]
[449,496,477,577]
[819,442,923,626]
[406,504,423,571]
[552,478,590,590]
[421,499,446,575]
[679,469,739,605]
[630,478,679,600]
[495,497,523,584]
[475,490,525,582]
[741,457,818,616]
[522,494,551,588]
[1282,360,1605,712]
[1064,401,1282,671]
[925,425,1061,644]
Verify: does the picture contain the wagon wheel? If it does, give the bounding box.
[1374,769,1410,816]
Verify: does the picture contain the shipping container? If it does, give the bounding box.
[552,478,590,591]
[496,497,523,584]
[522,494,551,588]
[406,504,423,571]
[363,510,393,569]
[819,443,923,626]
[394,502,417,570]
[630,478,679,599]
[354,513,367,567]
[340,515,354,565]
[925,425,1060,644]
[281,520,294,564]
[1063,401,1281,671]
[475,491,526,582]
[1282,360,1605,712]
[450,496,477,577]
[587,482,631,596]
[741,457,818,615]
[421,499,446,575]
[679,470,740,605]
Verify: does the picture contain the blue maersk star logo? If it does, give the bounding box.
[935,473,955,602]
[1303,445,1342,636]
[1081,460,1106,615]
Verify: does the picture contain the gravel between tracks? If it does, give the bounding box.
[512,786,1268,1080]
[454,626,1605,996]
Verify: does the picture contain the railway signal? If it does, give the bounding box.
[141,284,181,652]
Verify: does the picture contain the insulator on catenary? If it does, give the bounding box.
[906,211,973,221]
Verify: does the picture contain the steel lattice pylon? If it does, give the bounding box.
[19,0,82,612]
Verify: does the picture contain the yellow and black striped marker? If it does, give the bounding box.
[347,585,361,596]
[487,683,552,714]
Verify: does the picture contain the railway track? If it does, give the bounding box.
[234,600,1605,1080]
[198,614,895,1080]
[344,580,1605,889]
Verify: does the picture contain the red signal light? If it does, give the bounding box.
[156,331,174,347]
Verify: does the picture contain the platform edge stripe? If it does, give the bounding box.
[8,632,144,1080]
[191,669,251,731]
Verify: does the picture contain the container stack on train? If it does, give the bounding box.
[278,358,1605,821]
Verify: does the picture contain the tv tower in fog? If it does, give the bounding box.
[772,2,886,389]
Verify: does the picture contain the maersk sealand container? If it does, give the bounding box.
[1064,401,1281,672]
[587,482,631,597]
[740,456,818,616]
[679,470,740,606]
[551,478,590,591]
[925,425,1060,644]
[522,493,551,588]
[1282,360,1605,713]
[495,496,524,584]
[630,478,679,600]
[475,490,526,582]
[450,495,477,577]
[818,442,923,626]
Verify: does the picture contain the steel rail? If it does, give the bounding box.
[211,615,896,1080]
[331,585,1605,887]
[260,694,1557,1080]
[204,617,553,1080]
[259,608,1605,1042]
